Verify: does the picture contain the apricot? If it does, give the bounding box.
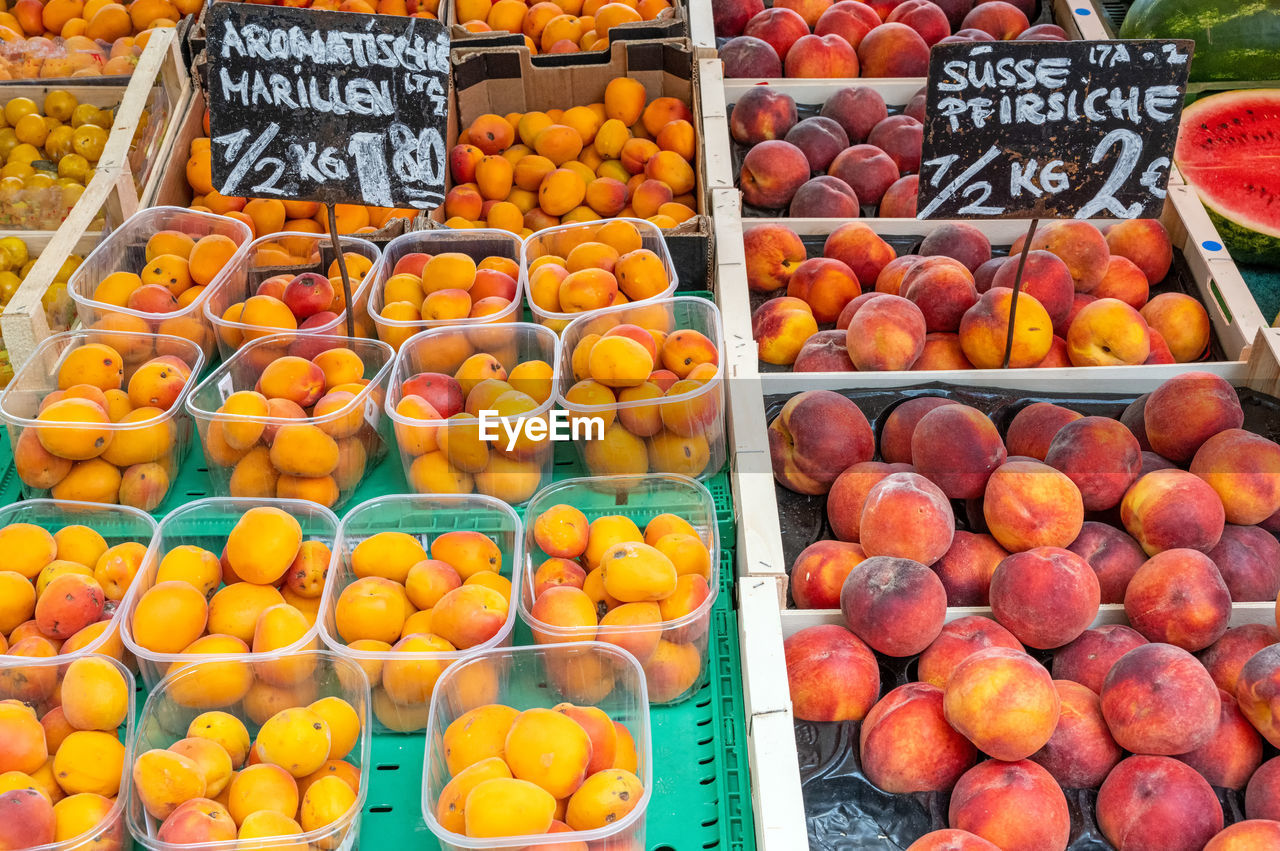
[380,633,456,706]
[253,604,318,686]
[431,530,502,579]
[207,583,285,644]
[504,708,592,799]
[222,506,303,587]
[130,580,208,654]
[36,399,114,461]
[59,657,127,732]
[335,576,407,644]
[188,712,251,767]
[431,585,509,649]
[132,748,205,819]
[227,763,298,826]
[256,707,330,779]
[464,777,556,838]
[0,705,47,775]
[352,531,427,584]
[443,704,520,775]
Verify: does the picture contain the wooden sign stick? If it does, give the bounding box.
[327,203,356,339]
[1001,218,1039,370]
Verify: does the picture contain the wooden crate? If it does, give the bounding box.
[445,0,688,62]
[713,186,1265,382]
[691,0,1110,65]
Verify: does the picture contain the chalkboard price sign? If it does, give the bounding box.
[207,3,449,211]
[917,39,1193,221]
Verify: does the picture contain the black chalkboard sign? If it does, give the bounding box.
[917,39,1193,221]
[206,3,449,211]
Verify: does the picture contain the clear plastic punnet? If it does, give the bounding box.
[557,296,726,480]
[0,654,136,851]
[0,328,205,507]
[421,642,652,850]
[0,499,156,662]
[203,232,381,360]
[365,228,525,351]
[384,322,561,505]
[519,473,719,705]
[521,218,678,333]
[317,492,523,733]
[67,207,253,361]
[119,496,339,688]
[127,649,371,851]
[183,333,395,510]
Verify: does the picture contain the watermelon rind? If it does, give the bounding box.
[1120,0,1280,84]
[1175,89,1280,266]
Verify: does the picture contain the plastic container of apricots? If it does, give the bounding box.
[521,218,677,332]
[67,207,254,362]
[203,232,381,361]
[421,641,652,849]
[119,496,340,689]
[0,328,205,509]
[184,333,395,510]
[556,296,726,480]
[384,321,561,506]
[518,474,718,706]
[126,649,370,851]
[0,653,136,851]
[316,492,523,733]
[0,499,157,665]
[365,228,525,351]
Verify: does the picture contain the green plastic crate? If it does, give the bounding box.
[358,548,754,851]
[0,429,22,506]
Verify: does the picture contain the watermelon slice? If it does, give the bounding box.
[1175,89,1280,265]
[1121,0,1280,84]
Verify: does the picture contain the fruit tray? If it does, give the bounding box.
[711,187,1264,374]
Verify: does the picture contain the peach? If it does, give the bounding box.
[901,258,980,333]
[960,0,1028,38]
[1145,371,1244,463]
[713,0,763,37]
[752,297,820,364]
[857,21,930,76]
[1017,22,1068,39]
[784,624,879,722]
[1104,218,1173,284]
[1236,643,1280,747]
[775,0,831,26]
[866,114,924,173]
[1053,624,1148,697]
[824,221,895,286]
[1066,521,1146,603]
[1102,642,1220,753]
[789,176,860,218]
[1141,292,1211,363]
[0,789,55,849]
[769,390,874,494]
[742,6,809,61]
[789,540,865,609]
[974,257,1007,292]
[1176,688,1263,789]
[887,0,949,44]
[1096,756,1223,851]
[874,255,921,296]
[1043,416,1142,511]
[1120,469,1226,555]
[815,0,882,48]
[819,85,888,144]
[840,555,946,656]
[880,397,958,464]
[1200,624,1280,695]
[794,329,857,371]
[918,223,992,274]
[1092,255,1149,309]
[948,760,1069,851]
[845,294,927,371]
[880,175,920,217]
[906,831,999,851]
[784,33,859,78]
[931,531,1008,606]
[158,798,236,844]
[983,460,1084,553]
[787,258,861,323]
[1066,298,1150,366]
[720,36,782,77]
[1247,757,1280,820]
[1123,548,1229,651]
[1029,680,1123,788]
[959,287,1053,368]
[836,292,880,328]
[1054,291,1098,338]
[744,224,806,293]
[1191,429,1280,526]
[859,683,977,793]
[740,140,810,209]
[1208,524,1280,601]
[1023,220,1110,293]
[825,461,913,542]
[729,85,798,146]
[912,404,1006,500]
[918,616,1023,689]
[990,547,1100,650]
[943,645,1060,759]
[1004,402,1083,461]
[990,250,1074,324]
[1206,821,1280,850]
[828,144,900,208]
[859,472,955,564]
